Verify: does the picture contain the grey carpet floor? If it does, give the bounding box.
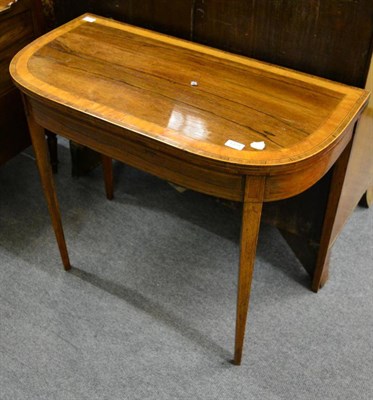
[0,144,372,400]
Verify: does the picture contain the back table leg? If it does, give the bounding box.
[26,112,71,270]
[233,175,265,365]
[101,155,114,200]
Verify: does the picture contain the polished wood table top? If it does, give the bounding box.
[10,15,370,365]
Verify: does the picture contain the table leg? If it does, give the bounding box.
[46,131,58,173]
[27,113,71,270]
[101,155,114,200]
[233,175,265,365]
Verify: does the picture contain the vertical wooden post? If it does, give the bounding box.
[312,140,353,292]
[101,155,114,200]
[233,175,266,365]
[24,99,71,270]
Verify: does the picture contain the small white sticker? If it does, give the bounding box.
[250,141,266,150]
[190,81,198,86]
[225,139,245,151]
[83,16,96,23]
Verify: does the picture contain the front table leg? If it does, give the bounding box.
[27,113,71,270]
[234,175,266,365]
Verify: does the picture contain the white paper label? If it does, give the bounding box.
[224,139,245,151]
[250,141,266,150]
[83,16,96,23]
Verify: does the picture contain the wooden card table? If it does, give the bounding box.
[10,14,369,365]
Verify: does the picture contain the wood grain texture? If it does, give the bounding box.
[193,0,373,87]
[26,97,246,201]
[10,16,369,188]
[234,175,265,365]
[51,0,373,87]
[9,15,369,364]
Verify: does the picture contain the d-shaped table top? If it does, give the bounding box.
[10,14,369,173]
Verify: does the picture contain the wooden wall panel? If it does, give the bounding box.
[54,0,193,39]
[193,0,373,87]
